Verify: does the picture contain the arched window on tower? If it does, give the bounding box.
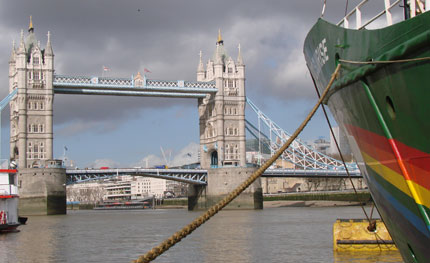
[33,56,39,65]
[33,71,40,80]
[34,143,39,159]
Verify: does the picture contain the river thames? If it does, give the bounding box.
[1,205,402,263]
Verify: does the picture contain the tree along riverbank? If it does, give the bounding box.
[67,191,372,210]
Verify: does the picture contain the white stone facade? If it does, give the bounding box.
[9,20,54,169]
[130,177,167,198]
[198,32,246,169]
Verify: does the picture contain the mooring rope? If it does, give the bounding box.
[312,69,373,229]
[132,64,342,263]
[339,56,430,64]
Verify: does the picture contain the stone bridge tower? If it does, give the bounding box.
[191,31,262,210]
[9,17,54,169]
[9,18,65,215]
[197,31,246,169]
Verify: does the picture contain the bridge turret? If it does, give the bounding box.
[44,31,54,62]
[197,50,205,81]
[14,29,28,168]
[9,41,16,90]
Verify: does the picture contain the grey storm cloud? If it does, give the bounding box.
[0,0,354,131]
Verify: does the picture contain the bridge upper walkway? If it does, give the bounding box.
[53,75,217,98]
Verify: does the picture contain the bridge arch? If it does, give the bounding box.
[210,150,218,168]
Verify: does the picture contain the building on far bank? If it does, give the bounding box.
[328,126,352,158]
[67,175,188,204]
[308,137,331,155]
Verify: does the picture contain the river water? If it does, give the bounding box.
[0,206,403,263]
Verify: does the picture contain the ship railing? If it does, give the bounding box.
[336,0,426,30]
[0,184,18,196]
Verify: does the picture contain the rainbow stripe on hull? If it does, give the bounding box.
[304,11,430,263]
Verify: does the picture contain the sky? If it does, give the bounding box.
[0,0,386,168]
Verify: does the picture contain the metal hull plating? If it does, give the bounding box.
[304,12,430,263]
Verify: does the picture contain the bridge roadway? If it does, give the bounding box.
[66,167,362,185]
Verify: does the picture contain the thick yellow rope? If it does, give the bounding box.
[132,64,342,263]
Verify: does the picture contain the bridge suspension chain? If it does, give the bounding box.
[246,94,357,170]
[132,64,342,263]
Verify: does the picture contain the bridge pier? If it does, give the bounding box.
[188,167,263,210]
[18,168,66,215]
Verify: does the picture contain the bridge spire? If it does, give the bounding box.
[17,30,25,54]
[237,43,243,65]
[9,40,16,63]
[28,15,34,33]
[197,50,204,72]
[217,29,223,45]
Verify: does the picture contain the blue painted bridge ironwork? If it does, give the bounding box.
[53,75,217,98]
[66,168,208,185]
[66,168,362,185]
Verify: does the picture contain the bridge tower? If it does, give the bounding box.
[9,18,65,215]
[197,30,246,169]
[191,31,262,210]
[9,17,54,169]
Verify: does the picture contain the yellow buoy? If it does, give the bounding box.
[333,219,398,251]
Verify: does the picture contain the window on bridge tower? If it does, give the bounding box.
[33,56,39,65]
[33,71,40,80]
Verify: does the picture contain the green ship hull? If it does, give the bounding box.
[304,11,430,263]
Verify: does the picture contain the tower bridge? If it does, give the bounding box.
[6,20,358,215]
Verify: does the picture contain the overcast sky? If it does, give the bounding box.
[0,0,384,168]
